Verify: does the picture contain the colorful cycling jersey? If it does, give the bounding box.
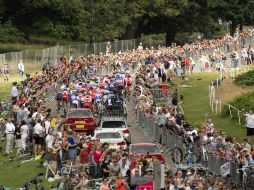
[84,96,92,106]
[103,78,110,84]
[62,91,69,101]
[124,77,132,86]
[71,94,77,100]
[109,83,115,91]
[99,82,105,88]
[95,93,102,102]
[75,84,81,91]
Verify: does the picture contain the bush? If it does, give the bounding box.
[0,20,25,43]
[234,70,254,87]
[222,92,254,120]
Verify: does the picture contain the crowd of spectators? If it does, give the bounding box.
[131,30,254,189]
[1,29,254,189]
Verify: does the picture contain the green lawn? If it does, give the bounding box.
[176,72,247,142]
[0,141,60,188]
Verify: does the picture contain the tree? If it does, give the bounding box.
[82,0,130,42]
[208,0,254,35]
[124,0,187,41]
[2,0,87,40]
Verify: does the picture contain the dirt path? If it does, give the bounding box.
[216,78,254,102]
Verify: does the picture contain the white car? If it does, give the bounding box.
[93,129,127,150]
[97,117,131,143]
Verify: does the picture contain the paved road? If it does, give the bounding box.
[126,98,173,169]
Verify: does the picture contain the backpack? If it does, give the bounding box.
[56,92,62,101]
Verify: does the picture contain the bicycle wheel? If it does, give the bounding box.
[170,147,183,164]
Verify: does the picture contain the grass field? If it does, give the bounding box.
[176,72,247,142]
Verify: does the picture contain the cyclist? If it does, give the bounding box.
[84,95,92,109]
[62,89,69,115]
[56,91,62,113]
[124,74,132,100]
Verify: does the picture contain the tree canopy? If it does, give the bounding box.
[0,0,253,44]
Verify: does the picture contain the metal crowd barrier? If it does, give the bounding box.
[137,109,242,185]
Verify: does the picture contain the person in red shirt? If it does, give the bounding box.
[115,172,127,190]
[184,57,191,72]
[80,144,89,165]
[17,94,26,105]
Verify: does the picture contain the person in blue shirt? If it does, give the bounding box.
[67,131,76,164]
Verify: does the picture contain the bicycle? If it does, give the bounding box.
[237,165,254,189]
[165,142,201,165]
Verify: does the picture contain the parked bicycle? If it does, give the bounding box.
[165,142,201,165]
[237,165,254,190]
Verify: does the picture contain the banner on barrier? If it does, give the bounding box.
[220,162,230,177]
[136,181,154,190]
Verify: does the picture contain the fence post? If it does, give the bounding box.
[229,105,232,118]
[219,100,222,115]
[238,110,241,125]
[149,36,152,48]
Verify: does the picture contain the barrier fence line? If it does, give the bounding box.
[136,109,242,185]
[208,66,249,124]
[0,36,165,75]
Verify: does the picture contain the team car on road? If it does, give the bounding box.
[97,117,131,144]
[129,143,165,164]
[63,108,96,134]
[93,129,127,150]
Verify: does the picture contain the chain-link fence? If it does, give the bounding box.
[187,35,254,72]
[0,36,165,75]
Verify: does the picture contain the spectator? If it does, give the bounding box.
[33,119,43,156]
[18,59,25,78]
[74,172,90,190]
[11,82,18,101]
[245,110,254,140]
[67,131,77,164]
[92,145,103,178]
[3,63,9,82]
[5,118,15,155]
[115,173,127,190]
[15,121,22,155]
[20,120,29,151]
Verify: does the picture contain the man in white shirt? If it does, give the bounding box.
[18,60,25,78]
[45,117,51,135]
[33,120,43,156]
[11,82,18,101]
[118,156,131,177]
[5,118,16,154]
[32,108,44,121]
[45,130,54,151]
[245,110,254,139]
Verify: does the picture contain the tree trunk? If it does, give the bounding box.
[122,19,140,39]
[230,22,238,36]
[166,30,176,46]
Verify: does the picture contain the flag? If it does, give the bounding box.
[136,181,154,190]
[220,162,231,177]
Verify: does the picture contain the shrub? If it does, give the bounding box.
[222,92,254,120]
[0,20,25,43]
[234,70,254,87]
